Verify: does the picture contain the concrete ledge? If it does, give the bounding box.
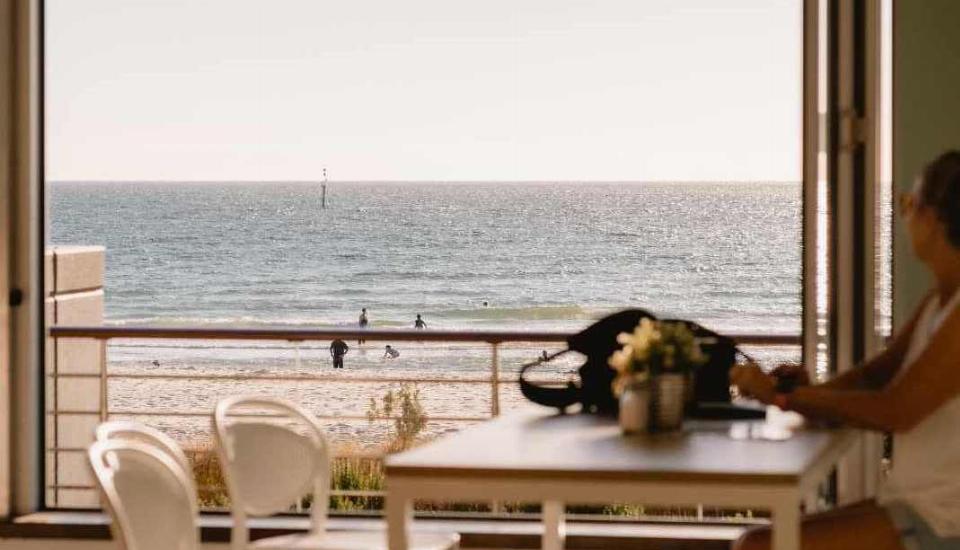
[56,338,102,375]
[55,415,99,449]
[55,454,94,487]
[46,245,105,510]
[54,489,99,509]
[55,378,101,413]
[52,291,104,327]
[47,247,105,295]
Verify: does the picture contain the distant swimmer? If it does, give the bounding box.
[358,308,369,344]
[329,338,349,369]
[482,301,489,307]
[383,345,400,359]
[414,314,427,329]
[152,360,160,367]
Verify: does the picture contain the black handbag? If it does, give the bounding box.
[519,309,765,419]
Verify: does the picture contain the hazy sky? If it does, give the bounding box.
[46,0,802,182]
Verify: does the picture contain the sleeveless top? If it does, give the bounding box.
[877,289,960,536]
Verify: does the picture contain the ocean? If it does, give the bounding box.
[49,181,803,333]
[48,181,819,443]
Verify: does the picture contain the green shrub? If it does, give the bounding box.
[329,455,384,511]
[183,444,229,509]
[367,383,427,452]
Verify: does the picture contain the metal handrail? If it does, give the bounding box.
[50,325,801,346]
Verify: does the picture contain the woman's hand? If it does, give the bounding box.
[730,363,778,404]
[770,362,811,391]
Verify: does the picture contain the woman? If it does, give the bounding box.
[732,151,960,550]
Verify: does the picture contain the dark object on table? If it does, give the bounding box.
[520,309,656,415]
[659,319,765,420]
[519,309,766,420]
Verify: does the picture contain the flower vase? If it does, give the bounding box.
[650,373,686,432]
[618,381,650,435]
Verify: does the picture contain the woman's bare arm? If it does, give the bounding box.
[818,295,928,391]
[785,301,960,432]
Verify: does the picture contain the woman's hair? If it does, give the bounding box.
[919,150,960,248]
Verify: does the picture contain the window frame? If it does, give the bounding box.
[3,0,46,518]
[2,0,888,525]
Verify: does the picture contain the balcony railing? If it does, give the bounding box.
[47,325,800,519]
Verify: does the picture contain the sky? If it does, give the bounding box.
[46,0,803,182]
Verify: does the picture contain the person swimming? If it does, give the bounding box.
[383,345,400,359]
[414,314,427,329]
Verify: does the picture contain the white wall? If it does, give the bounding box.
[892,0,960,326]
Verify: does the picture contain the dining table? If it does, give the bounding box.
[384,408,859,550]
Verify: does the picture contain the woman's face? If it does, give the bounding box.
[902,176,943,261]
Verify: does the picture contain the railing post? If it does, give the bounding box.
[292,340,302,370]
[99,338,108,421]
[490,342,500,417]
[490,340,503,516]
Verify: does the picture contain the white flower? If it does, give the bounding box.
[610,319,707,381]
[608,346,633,373]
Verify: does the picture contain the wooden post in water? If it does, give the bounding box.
[321,167,327,209]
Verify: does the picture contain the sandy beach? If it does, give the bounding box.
[106,339,799,450]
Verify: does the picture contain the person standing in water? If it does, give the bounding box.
[358,308,369,344]
[329,338,349,369]
[414,314,427,329]
[383,345,400,359]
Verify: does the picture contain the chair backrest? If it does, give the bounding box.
[96,420,196,496]
[88,439,199,550]
[212,396,331,549]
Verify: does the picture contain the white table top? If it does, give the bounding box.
[385,409,857,485]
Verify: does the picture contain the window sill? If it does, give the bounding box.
[0,512,747,549]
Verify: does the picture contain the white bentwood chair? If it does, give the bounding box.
[95,420,197,497]
[88,439,200,550]
[213,396,459,550]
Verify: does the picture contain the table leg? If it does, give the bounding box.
[542,500,565,550]
[386,491,412,550]
[771,501,801,550]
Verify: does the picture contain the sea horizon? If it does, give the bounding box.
[49,180,810,333]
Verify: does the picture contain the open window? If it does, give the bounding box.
[1,0,897,533]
